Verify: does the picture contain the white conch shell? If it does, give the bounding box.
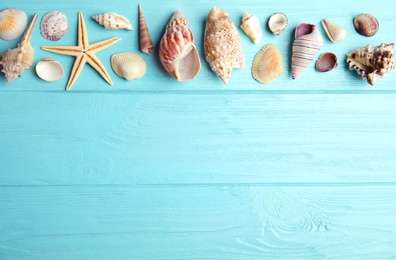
[92,12,133,30]
[240,12,262,44]
[204,7,245,85]
[321,19,346,42]
[252,44,284,84]
[159,10,201,82]
[138,4,154,55]
[40,10,69,41]
[35,58,64,81]
[0,8,28,40]
[291,22,323,79]
[268,13,288,35]
[346,43,395,86]
[111,52,146,81]
[0,13,38,83]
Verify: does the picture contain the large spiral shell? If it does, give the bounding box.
[0,8,28,40]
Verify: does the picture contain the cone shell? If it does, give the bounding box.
[240,12,262,44]
[0,8,28,40]
[92,12,133,30]
[40,11,68,41]
[204,7,245,85]
[316,52,338,72]
[291,23,323,79]
[138,4,154,55]
[321,19,346,42]
[159,10,201,82]
[354,14,378,37]
[268,13,288,35]
[252,44,284,84]
[111,52,146,81]
[35,58,64,81]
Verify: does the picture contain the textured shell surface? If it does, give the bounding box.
[0,8,27,40]
[111,52,146,81]
[92,12,133,30]
[291,22,323,79]
[204,7,245,85]
[268,13,288,35]
[316,52,338,72]
[321,18,346,42]
[159,10,201,82]
[35,58,64,81]
[346,43,395,85]
[252,44,284,84]
[138,4,154,55]
[0,13,37,83]
[354,14,378,37]
[40,11,68,41]
[240,12,262,44]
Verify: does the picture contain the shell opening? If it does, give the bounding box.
[174,43,201,82]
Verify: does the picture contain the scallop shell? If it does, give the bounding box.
[40,11,68,41]
[354,14,378,37]
[321,19,346,42]
[346,43,395,86]
[35,58,64,81]
[240,12,262,44]
[268,13,288,35]
[0,13,37,83]
[252,44,284,84]
[92,12,133,30]
[159,10,201,82]
[138,4,154,55]
[0,8,28,40]
[291,22,323,79]
[111,52,146,81]
[316,52,338,72]
[204,7,245,85]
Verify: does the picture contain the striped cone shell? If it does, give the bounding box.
[138,4,154,55]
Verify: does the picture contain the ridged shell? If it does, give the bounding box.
[0,13,37,83]
[354,14,378,37]
[35,58,64,81]
[159,10,201,82]
[111,52,146,81]
[0,8,27,40]
[268,13,288,35]
[252,44,284,84]
[346,43,395,86]
[316,52,338,72]
[40,11,68,41]
[321,19,346,42]
[240,12,262,44]
[92,12,133,30]
[291,23,323,79]
[204,7,245,85]
[138,4,154,55]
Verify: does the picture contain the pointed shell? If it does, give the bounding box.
[0,8,28,40]
[138,4,154,55]
[252,44,284,84]
[40,11,68,41]
[111,52,146,81]
[92,12,133,30]
[316,52,338,72]
[268,13,288,35]
[321,19,346,42]
[35,58,64,81]
[240,12,262,44]
[354,14,378,37]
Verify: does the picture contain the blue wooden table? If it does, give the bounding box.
[1,0,396,258]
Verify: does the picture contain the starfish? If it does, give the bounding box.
[41,12,121,91]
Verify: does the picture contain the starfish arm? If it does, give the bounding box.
[66,53,87,91]
[41,45,83,57]
[78,12,89,49]
[85,53,113,86]
[88,37,121,54]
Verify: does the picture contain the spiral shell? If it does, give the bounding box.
[321,19,346,43]
[159,10,201,82]
[40,11,68,41]
[268,13,288,35]
[240,12,262,44]
[354,14,378,37]
[138,4,154,55]
[111,52,146,81]
[35,58,64,81]
[252,44,284,84]
[92,12,133,30]
[0,8,28,40]
[316,52,338,72]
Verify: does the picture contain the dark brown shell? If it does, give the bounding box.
[316,52,338,72]
[354,14,379,37]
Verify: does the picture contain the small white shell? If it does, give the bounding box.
[111,52,146,81]
[35,58,64,82]
[240,12,262,44]
[268,13,288,35]
[0,8,28,40]
[321,19,346,42]
[92,12,133,30]
[40,11,68,41]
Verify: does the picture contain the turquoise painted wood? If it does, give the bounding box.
[1,0,396,258]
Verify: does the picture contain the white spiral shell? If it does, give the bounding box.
[92,12,133,30]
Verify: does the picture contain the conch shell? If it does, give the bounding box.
[138,4,154,55]
[321,19,346,42]
[252,44,284,84]
[159,10,201,82]
[240,12,262,44]
[92,12,133,30]
[0,8,28,40]
[346,43,395,86]
[291,22,323,79]
[0,13,38,83]
[204,7,245,85]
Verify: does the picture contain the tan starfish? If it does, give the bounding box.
[41,12,121,91]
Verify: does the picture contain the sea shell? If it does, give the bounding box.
[159,10,201,82]
[346,43,395,86]
[268,13,288,35]
[252,44,284,84]
[316,52,338,72]
[111,52,146,81]
[354,14,378,37]
[138,4,154,55]
[40,11,68,41]
[204,7,245,85]
[0,13,37,83]
[240,12,262,44]
[291,22,323,79]
[92,12,133,30]
[321,18,346,42]
[0,8,28,40]
[35,58,64,81]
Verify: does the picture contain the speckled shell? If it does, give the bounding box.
[346,43,395,85]
[316,52,338,72]
[268,13,288,35]
[35,58,64,81]
[240,12,262,44]
[111,52,146,81]
[252,44,284,84]
[354,14,379,37]
[0,8,27,40]
[92,12,133,30]
[159,10,201,82]
[204,7,245,85]
[40,11,68,41]
[321,19,346,42]
[138,4,154,55]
